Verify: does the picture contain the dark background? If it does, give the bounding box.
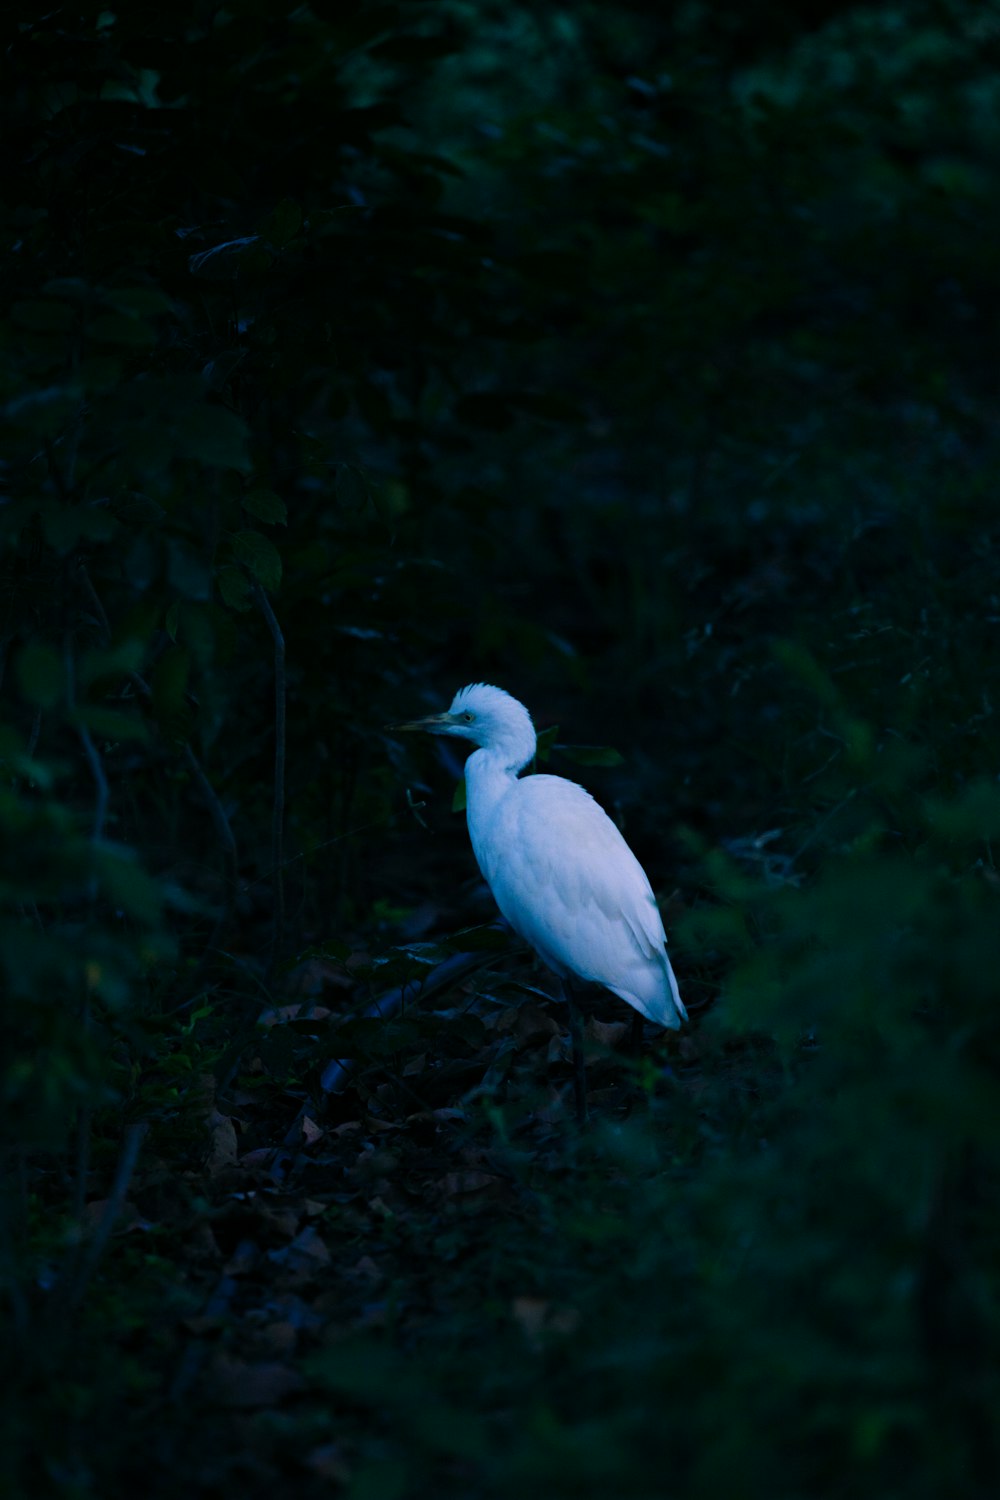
[2,2,999,1496]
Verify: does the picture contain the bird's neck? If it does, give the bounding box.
[464,748,523,859]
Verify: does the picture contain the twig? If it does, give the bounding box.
[76,563,240,955]
[74,990,92,1228]
[169,1270,239,1402]
[182,743,237,865]
[267,931,513,1169]
[318,936,510,1098]
[252,581,286,974]
[76,562,112,638]
[26,710,42,759]
[77,721,109,843]
[65,634,108,846]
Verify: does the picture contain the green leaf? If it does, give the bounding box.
[74,706,148,741]
[16,643,63,708]
[79,640,144,690]
[188,236,265,279]
[41,278,92,302]
[261,198,302,247]
[167,540,213,601]
[555,743,625,767]
[772,639,840,709]
[0,747,54,789]
[151,646,191,725]
[927,779,1000,842]
[87,311,157,348]
[42,505,118,554]
[451,780,467,813]
[449,923,511,952]
[3,386,82,436]
[176,404,252,471]
[535,724,560,763]
[243,488,287,525]
[96,847,162,925]
[103,287,173,318]
[165,600,182,641]
[232,530,282,591]
[172,602,215,666]
[335,465,370,509]
[12,300,76,332]
[216,565,254,612]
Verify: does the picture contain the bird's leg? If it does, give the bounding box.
[562,977,589,1126]
[628,1011,645,1057]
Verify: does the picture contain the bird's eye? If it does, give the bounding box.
[462,711,475,722]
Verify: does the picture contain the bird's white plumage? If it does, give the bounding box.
[473,773,685,1025]
[408,683,685,1029]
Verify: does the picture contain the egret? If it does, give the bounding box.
[395,684,686,1121]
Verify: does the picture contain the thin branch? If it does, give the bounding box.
[77,720,109,843]
[73,1103,93,1224]
[26,710,42,759]
[318,931,511,1099]
[65,633,108,844]
[252,581,286,974]
[182,743,237,864]
[76,561,113,638]
[76,563,240,953]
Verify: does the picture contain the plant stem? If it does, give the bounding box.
[253,582,286,974]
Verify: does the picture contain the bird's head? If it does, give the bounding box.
[392,683,536,769]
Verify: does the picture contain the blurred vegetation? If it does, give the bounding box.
[2,0,1000,1495]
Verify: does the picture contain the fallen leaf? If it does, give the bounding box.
[437,1171,500,1197]
[239,1146,277,1168]
[224,1239,260,1277]
[511,1296,549,1340]
[547,1034,570,1065]
[496,1004,561,1047]
[207,1110,239,1175]
[209,1354,304,1409]
[267,1225,331,1273]
[405,1106,467,1125]
[589,1018,628,1049]
[347,1255,382,1285]
[512,1296,581,1347]
[258,1002,333,1027]
[255,1321,298,1357]
[304,1443,351,1482]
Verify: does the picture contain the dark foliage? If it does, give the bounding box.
[3,2,1000,1496]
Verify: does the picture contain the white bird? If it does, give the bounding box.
[396,684,686,1118]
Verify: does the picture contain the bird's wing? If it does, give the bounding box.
[482,775,681,1017]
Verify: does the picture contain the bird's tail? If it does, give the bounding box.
[666,952,688,1024]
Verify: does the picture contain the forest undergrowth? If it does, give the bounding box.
[3,3,1000,1497]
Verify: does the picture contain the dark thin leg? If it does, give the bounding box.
[628,1011,645,1057]
[562,978,589,1126]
